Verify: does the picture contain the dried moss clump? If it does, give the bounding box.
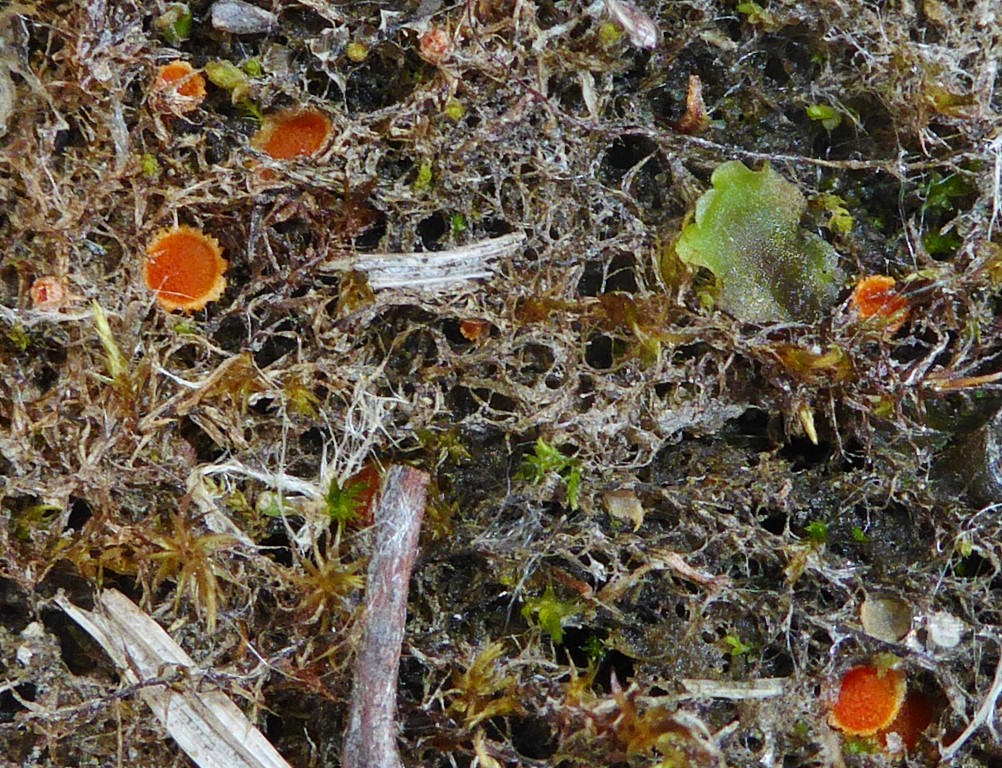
[2,0,1002,766]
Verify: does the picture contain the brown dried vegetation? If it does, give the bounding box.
[1,0,1002,766]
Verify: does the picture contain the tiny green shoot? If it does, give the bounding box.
[521,584,579,644]
[414,161,433,191]
[324,475,370,526]
[156,3,192,45]
[721,634,753,657]
[141,153,161,177]
[519,438,583,511]
[804,520,828,545]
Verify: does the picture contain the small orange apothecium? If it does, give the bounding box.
[151,61,207,115]
[251,109,333,160]
[143,225,227,312]
[830,664,907,737]
[878,691,936,753]
[850,275,909,329]
[30,276,67,309]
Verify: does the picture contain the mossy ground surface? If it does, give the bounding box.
[1,0,1002,766]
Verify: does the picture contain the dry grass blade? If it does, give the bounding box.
[56,590,292,768]
[320,233,525,290]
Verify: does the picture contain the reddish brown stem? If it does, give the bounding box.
[343,466,429,768]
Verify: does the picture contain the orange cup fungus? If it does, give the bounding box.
[143,225,227,312]
[418,26,451,65]
[830,665,907,737]
[151,60,207,115]
[251,109,333,160]
[850,275,909,330]
[877,691,937,753]
[30,276,68,310]
[459,318,492,342]
[346,463,383,529]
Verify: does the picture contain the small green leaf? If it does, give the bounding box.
[673,161,844,323]
[922,172,976,216]
[851,526,871,543]
[814,193,853,236]
[923,228,963,256]
[736,1,777,28]
[806,103,842,131]
[204,60,247,91]
[565,466,582,512]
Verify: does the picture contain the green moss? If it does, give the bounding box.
[804,520,828,545]
[672,161,844,323]
[444,98,466,121]
[518,438,583,510]
[813,192,854,237]
[155,3,192,45]
[414,161,433,191]
[242,59,263,78]
[346,41,369,62]
[721,633,754,656]
[521,584,579,644]
[140,153,161,177]
[597,22,623,48]
[324,475,371,526]
[7,323,30,352]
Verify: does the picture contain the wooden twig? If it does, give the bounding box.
[343,466,430,768]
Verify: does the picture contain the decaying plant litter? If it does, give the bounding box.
[2,0,1002,766]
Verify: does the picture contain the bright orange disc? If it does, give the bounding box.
[850,275,909,322]
[143,226,227,312]
[252,110,333,160]
[152,61,206,114]
[830,665,906,737]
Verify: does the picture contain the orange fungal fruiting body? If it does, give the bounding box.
[152,61,207,114]
[830,665,907,737]
[877,691,936,753]
[143,225,227,313]
[252,109,333,160]
[418,27,450,65]
[459,318,492,341]
[850,275,909,329]
[30,276,67,309]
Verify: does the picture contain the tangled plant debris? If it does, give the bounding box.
[1,0,1002,766]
